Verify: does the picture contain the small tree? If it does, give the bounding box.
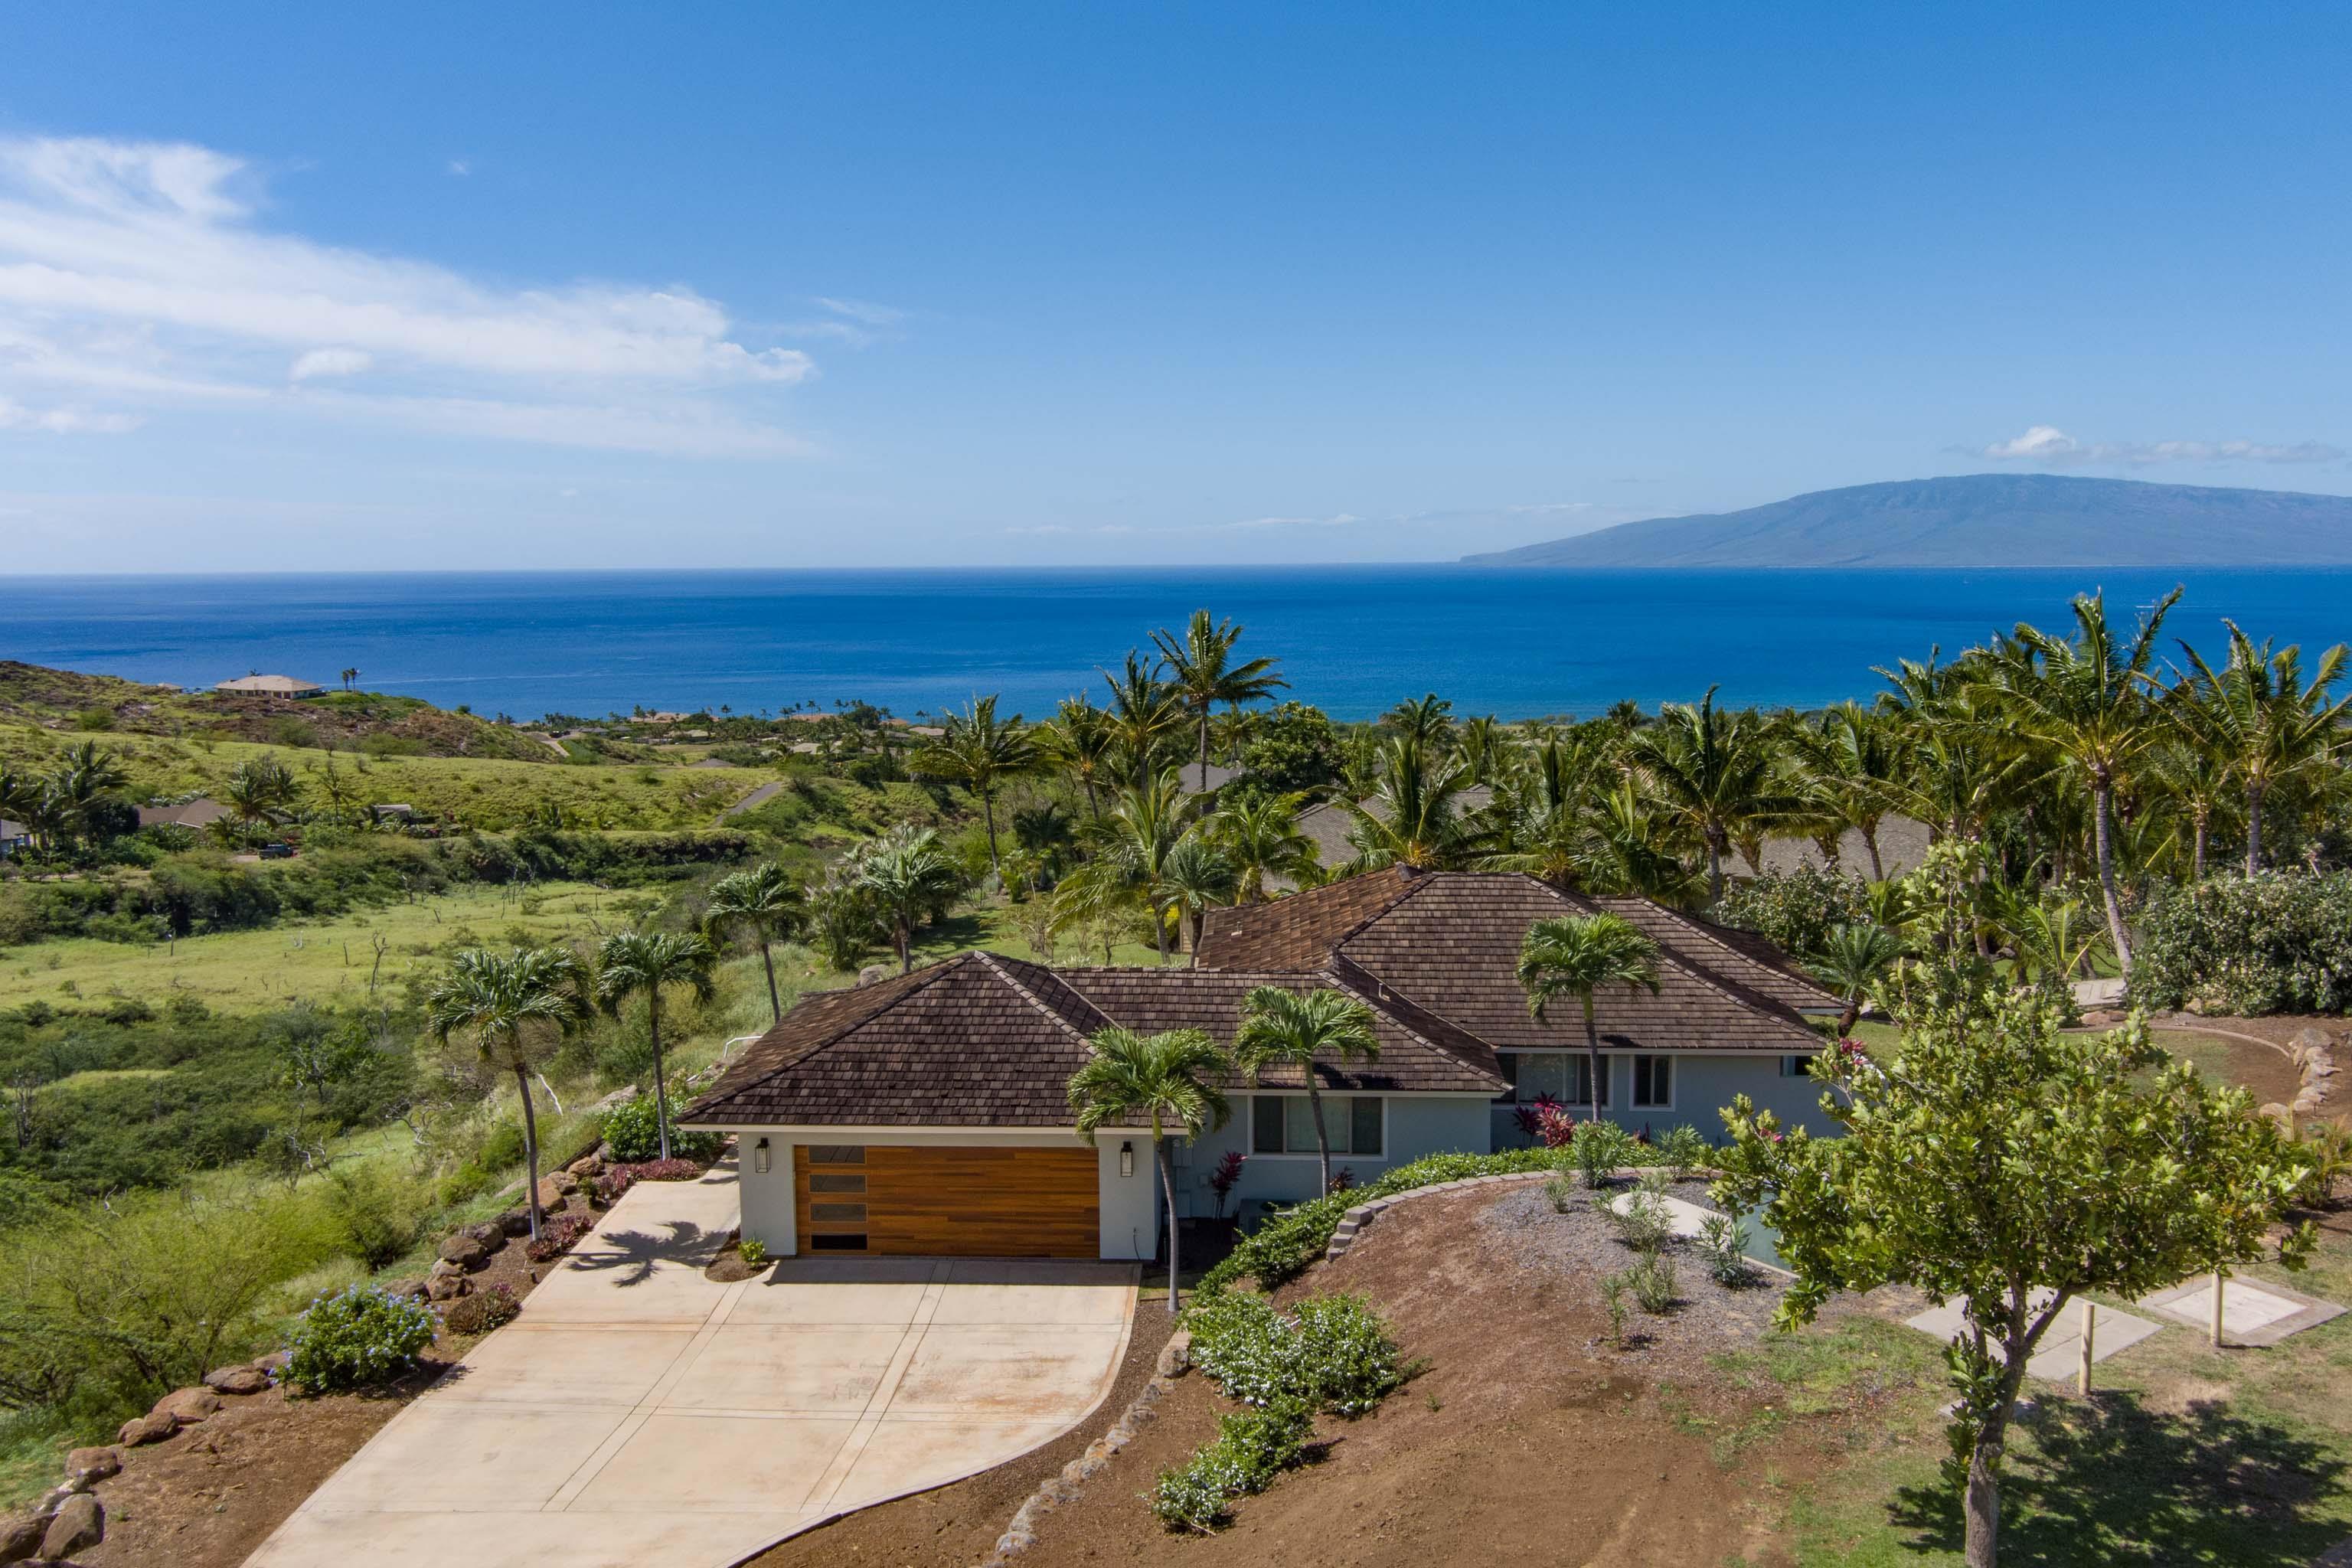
[1713,988,2314,1568]
[425,946,590,1241]
[594,930,719,1163]
[1808,920,1905,1034]
[1231,986,1381,1196]
[1067,1026,1231,1313]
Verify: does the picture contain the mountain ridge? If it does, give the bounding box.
[1461,473,2352,567]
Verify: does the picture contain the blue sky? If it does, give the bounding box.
[4,3,2350,569]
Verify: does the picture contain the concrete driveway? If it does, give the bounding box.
[247,1162,1138,1568]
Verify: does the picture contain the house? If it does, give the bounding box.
[214,674,326,697]
[684,865,1837,1264]
[1179,760,1243,799]
[1750,814,1933,882]
[1284,786,1494,886]
[138,797,231,831]
[0,818,31,858]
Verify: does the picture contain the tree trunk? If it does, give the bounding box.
[1705,828,1726,906]
[648,991,671,1163]
[1864,825,1885,883]
[897,918,913,974]
[2192,815,2208,882]
[1307,1078,1331,1197]
[1153,899,1169,965]
[2246,781,2265,874]
[1198,710,1212,794]
[759,940,782,1023]
[1963,1432,2004,1568]
[1583,1001,1605,1125]
[516,1063,545,1242]
[2091,778,2132,975]
[982,792,1001,877]
[1155,1135,1181,1314]
[1838,999,1860,1034]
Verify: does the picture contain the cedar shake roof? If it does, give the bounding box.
[686,868,1823,1129]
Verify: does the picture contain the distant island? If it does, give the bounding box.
[1462,472,2352,568]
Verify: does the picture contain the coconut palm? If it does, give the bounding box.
[1100,650,1187,791]
[1231,986,1381,1196]
[426,946,590,1240]
[1152,609,1286,792]
[221,754,301,838]
[703,863,803,1024]
[340,667,358,691]
[1057,772,1195,964]
[913,694,1040,877]
[1516,914,1661,1123]
[1790,703,1903,880]
[2007,896,2109,988]
[1160,837,1236,964]
[2174,619,2352,874]
[594,930,720,1162]
[1067,1025,1231,1313]
[1043,697,1119,819]
[1809,921,1906,1034]
[1344,736,1480,871]
[1628,688,1796,906]
[2143,735,2234,881]
[1207,791,1318,900]
[1457,715,1510,786]
[804,870,885,972]
[1983,588,2180,974]
[855,827,965,973]
[1383,693,1455,750]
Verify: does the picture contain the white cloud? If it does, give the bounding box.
[289,347,373,381]
[0,135,824,456]
[447,158,471,177]
[1979,424,2343,466]
[0,397,140,433]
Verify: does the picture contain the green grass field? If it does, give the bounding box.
[0,880,630,1011]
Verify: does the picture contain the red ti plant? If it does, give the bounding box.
[1208,1149,1246,1219]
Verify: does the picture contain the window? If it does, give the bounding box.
[1252,1095,1383,1158]
[1779,1054,1816,1078]
[1632,1054,1672,1109]
[1501,1052,1606,1106]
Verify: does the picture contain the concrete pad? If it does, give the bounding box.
[1903,1292,2164,1383]
[926,1279,1138,1328]
[661,1325,905,1413]
[522,1254,733,1325]
[890,1324,1129,1418]
[436,1325,699,1407]
[245,1508,793,1568]
[583,1411,858,1512]
[727,1278,932,1327]
[831,1416,1073,1503]
[2138,1276,2347,1347]
[1607,1190,1719,1240]
[309,1403,629,1511]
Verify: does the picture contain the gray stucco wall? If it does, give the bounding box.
[1171,1093,1494,1217]
[1489,1052,1844,1149]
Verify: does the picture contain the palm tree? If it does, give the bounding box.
[1067,1026,1231,1313]
[1790,703,1902,880]
[1516,914,1661,1123]
[1231,986,1381,1196]
[1043,697,1119,818]
[1152,609,1286,792]
[914,694,1040,877]
[856,827,965,972]
[1344,736,1480,871]
[221,755,302,838]
[1628,688,1795,905]
[1808,922,1906,1034]
[1456,715,1509,785]
[1207,791,1318,900]
[1161,837,1236,964]
[1100,651,1187,791]
[340,667,358,691]
[1383,693,1455,749]
[2007,896,2108,987]
[426,946,590,1240]
[1984,588,2180,973]
[2175,619,2352,874]
[2144,734,2233,881]
[703,863,802,1024]
[594,930,720,1161]
[1057,772,1195,964]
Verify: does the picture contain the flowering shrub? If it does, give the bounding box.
[1511,1093,1566,1140]
[286,1285,438,1393]
[601,1095,724,1165]
[442,1282,521,1335]
[1148,1403,1312,1533]
[1326,1166,1356,1195]
[1187,1291,1403,1416]
[1208,1150,1247,1218]
[524,1212,594,1262]
[2132,871,2352,1014]
[597,1158,704,1204]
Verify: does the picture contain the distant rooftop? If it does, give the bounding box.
[215,674,325,697]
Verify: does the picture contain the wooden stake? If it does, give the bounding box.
[2077,1298,2096,1396]
[2212,1269,2226,1348]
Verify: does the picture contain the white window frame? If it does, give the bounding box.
[1500,1050,1609,1108]
[1246,1093,1388,1160]
[1630,1054,1675,1111]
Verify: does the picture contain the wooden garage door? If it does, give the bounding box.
[795,1145,1099,1258]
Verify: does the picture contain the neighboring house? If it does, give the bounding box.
[684,865,1836,1263]
[1281,786,1494,888]
[138,797,231,831]
[369,803,419,823]
[214,674,326,697]
[0,818,31,858]
[1179,760,1243,799]
[1750,814,1932,881]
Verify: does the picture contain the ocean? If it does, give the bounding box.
[5,567,2348,723]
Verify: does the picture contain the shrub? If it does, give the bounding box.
[323,1164,429,1270]
[600,1095,723,1164]
[1697,1212,1756,1287]
[285,1285,437,1393]
[1148,1403,1314,1533]
[1572,1119,1635,1188]
[1606,1187,1674,1256]
[1658,1124,1713,1178]
[596,1158,703,1204]
[1598,1272,1632,1345]
[1187,1291,1404,1417]
[739,1237,769,1267]
[524,1213,594,1263]
[441,1282,520,1335]
[1627,1253,1678,1315]
[1544,1171,1577,1214]
[2131,871,2352,1014]
[1714,864,1871,962]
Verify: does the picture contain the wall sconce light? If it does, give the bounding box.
[754,1137,772,1174]
[1119,1141,1135,1178]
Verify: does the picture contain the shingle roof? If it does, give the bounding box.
[1753,815,1932,879]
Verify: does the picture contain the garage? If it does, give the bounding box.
[795,1144,1102,1258]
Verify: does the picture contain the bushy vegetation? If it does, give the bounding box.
[599,1095,722,1165]
[2131,871,2352,1014]
[1148,1403,1314,1533]
[1713,864,1871,962]
[284,1285,439,1393]
[442,1282,520,1335]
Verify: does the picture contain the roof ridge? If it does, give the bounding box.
[974,950,1114,1045]
[1635,903,1841,1006]
[1321,957,1508,1089]
[1323,864,1439,957]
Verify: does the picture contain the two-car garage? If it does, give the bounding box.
[792,1144,1104,1258]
